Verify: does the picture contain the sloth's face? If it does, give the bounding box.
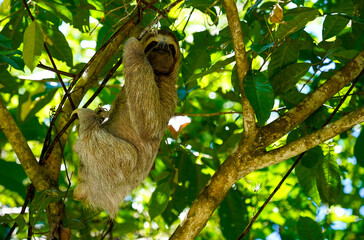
[143,31,179,76]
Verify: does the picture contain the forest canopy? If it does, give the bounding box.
[0,0,364,239]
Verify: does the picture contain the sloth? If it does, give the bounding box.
[72,30,180,217]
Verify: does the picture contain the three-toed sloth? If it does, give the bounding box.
[72,30,180,217]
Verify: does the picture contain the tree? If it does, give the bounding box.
[0,0,363,239]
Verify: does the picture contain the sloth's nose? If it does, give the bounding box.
[157,41,169,51]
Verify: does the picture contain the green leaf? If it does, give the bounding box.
[297,217,324,240]
[184,0,218,25]
[322,15,350,40]
[18,86,58,123]
[219,188,249,240]
[72,6,90,32]
[314,40,341,58]
[316,154,342,206]
[268,38,300,79]
[250,42,274,54]
[295,161,321,205]
[2,10,27,49]
[305,106,330,130]
[23,21,44,72]
[215,133,241,154]
[0,66,19,93]
[186,56,235,84]
[275,8,320,39]
[46,27,73,66]
[63,218,86,230]
[14,215,26,233]
[270,63,311,95]
[176,150,210,202]
[0,50,25,70]
[244,71,274,126]
[29,190,64,226]
[148,182,171,219]
[35,0,73,23]
[0,160,27,197]
[0,33,12,49]
[301,146,324,168]
[282,88,307,108]
[231,64,241,95]
[354,129,364,168]
[182,48,211,84]
[0,214,14,224]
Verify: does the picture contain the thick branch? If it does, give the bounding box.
[0,99,50,191]
[256,106,364,170]
[260,50,364,146]
[170,147,244,239]
[223,0,257,135]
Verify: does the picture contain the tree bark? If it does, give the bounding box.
[223,0,257,136]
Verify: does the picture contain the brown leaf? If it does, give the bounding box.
[269,3,284,23]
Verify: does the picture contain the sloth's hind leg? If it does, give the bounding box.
[73,130,138,217]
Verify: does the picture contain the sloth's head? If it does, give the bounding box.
[141,30,180,76]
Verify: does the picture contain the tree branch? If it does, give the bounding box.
[0,99,50,191]
[170,50,364,240]
[223,0,257,136]
[170,148,243,239]
[260,50,364,146]
[175,111,242,117]
[257,106,364,169]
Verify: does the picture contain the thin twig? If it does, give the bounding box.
[37,63,76,78]
[176,111,243,117]
[5,184,35,240]
[100,219,114,240]
[137,0,183,40]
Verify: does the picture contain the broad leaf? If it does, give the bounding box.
[295,161,321,205]
[15,215,26,232]
[29,190,65,226]
[0,50,25,70]
[46,27,73,67]
[297,217,324,240]
[35,0,73,23]
[322,15,349,40]
[186,56,235,84]
[219,188,249,240]
[354,129,364,168]
[0,160,27,197]
[0,214,14,224]
[268,38,300,79]
[0,66,18,93]
[275,8,320,39]
[301,146,324,168]
[23,21,44,72]
[148,182,171,219]
[182,48,211,84]
[270,63,311,95]
[314,40,341,58]
[244,71,274,126]
[316,154,342,206]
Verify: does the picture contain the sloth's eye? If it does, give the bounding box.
[169,44,176,57]
[144,41,158,54]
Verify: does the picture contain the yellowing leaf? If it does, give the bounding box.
[270,3,284,23]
